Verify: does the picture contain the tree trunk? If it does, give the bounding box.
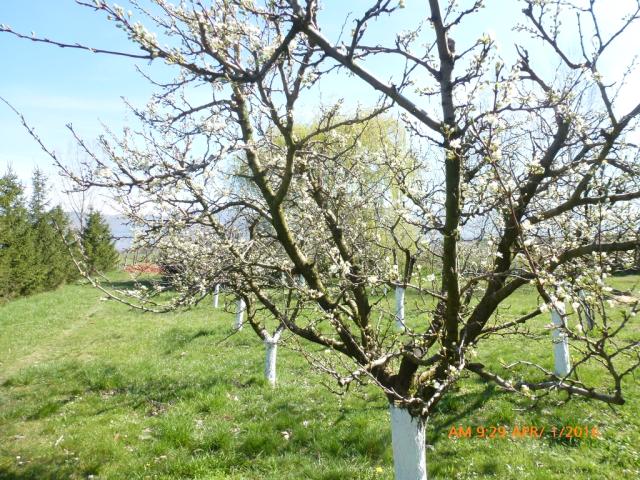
[235,297,245,330]
[578,290,594,331]
[264,338,278,386]
[389,404,427,480]
[213,284,219,309]
[395,286,406,329]
[551,305,571,376]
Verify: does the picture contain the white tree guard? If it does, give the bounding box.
[551,305,571,376]
[395,286,406,329]
[389,404,427,480]
[213,284,220,308]
[264,339,278,386]
[235,297,246,330]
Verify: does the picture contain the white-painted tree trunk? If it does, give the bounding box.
[389,404,427,480]
[551,305,571,377]
[264,339,278,386]
[235,298,245,330]
[213,284,220,309]
[395,286,406,329]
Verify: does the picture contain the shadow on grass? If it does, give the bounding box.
[332,403,389,426]
[428,378,594,451]
[428,382,502,445]
[0,465,79,480]
[0,456,101,480]
[160,326,218,353]
[104,278,165,291]
[2,359,232,422]
[25,395,78,421]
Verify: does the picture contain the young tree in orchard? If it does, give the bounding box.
[4,1,640,478]
[81,210,119,274]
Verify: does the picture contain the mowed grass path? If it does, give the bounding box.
[0,275,638,479]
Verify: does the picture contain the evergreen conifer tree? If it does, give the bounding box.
[48,205,81,285]
[81,210,119,274]
[29,170,79,291]
[0,170,38,299]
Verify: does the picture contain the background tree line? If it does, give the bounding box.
[0,168,118,302]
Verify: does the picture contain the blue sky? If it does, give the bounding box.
[0,1,517,183]
[0,1,638,210]
[0,1,151,184]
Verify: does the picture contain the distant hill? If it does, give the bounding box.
[105,214,133,251]
[66,212,132,252]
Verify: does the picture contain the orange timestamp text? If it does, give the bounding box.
[447,425,601,440]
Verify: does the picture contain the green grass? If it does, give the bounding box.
[0,275,638,479]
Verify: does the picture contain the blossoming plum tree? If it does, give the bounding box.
[3,1,640,478]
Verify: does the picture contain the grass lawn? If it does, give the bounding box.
[0,274,638,479]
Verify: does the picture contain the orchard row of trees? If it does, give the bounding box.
[0,169,118,301]
[3,1,640,479]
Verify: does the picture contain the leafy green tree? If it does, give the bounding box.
[81,210,119,274]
